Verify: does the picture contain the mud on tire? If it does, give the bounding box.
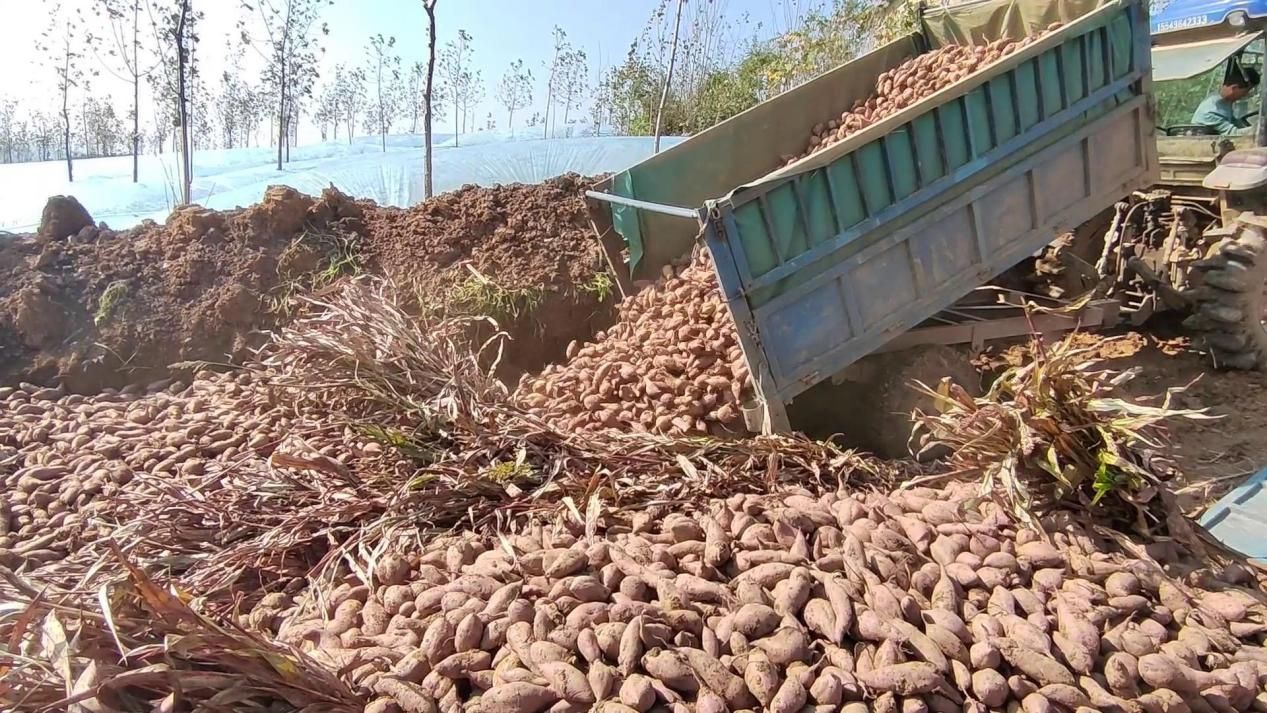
[1186,216,1267,370]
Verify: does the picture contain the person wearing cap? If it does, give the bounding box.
[1192,67,1261,135]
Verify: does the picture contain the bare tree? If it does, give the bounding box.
[31,112,60,161]
[542,26,568,139]
[89,0,161,182]
[558,47,588,127]
[654,0,685,153]
[241,0,332,170]
[332,64,366,143]
[461,70,483,134]
[313,78,340,140]
[437,29,473,146]
[175,0,192,201]
[37,3,91,181]
[214,39,258,149]
[405,61,423,133]
[496,59,532,136]
[366,34,401,151]
[422,0,437,198]
[0,98,15,163]
[590,69,614,136]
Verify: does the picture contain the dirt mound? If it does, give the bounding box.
[360,174,614,377]
[39,195,95,241]
[0,187,364,393]
[362,174,600,292]
[0,177,614,392]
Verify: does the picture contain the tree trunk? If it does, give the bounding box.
[424,0,437,198]
[176,0,192,203]
[131,0,140,183]
[378,59,386,152]
[654,0,685,154]
[276,79,286,170]
[62,31,73,182]
[508,108,514,136]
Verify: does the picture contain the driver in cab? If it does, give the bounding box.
[1193,67,1261,135]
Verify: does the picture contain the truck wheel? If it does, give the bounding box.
[1186,218,1267,370]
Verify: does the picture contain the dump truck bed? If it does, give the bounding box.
[588,0,1158,432]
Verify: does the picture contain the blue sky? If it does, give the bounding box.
[1,0,825,134]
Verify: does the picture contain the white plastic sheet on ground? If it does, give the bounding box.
[0,128,685,233]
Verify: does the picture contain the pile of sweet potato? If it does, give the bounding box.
[786,27,1058,168]
[0,371,388,571]
[516,250,752,436]
[258,483,1267,713]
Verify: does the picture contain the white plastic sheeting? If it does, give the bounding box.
[0,130,685,233]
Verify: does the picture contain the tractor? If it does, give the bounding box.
[1044,0,1267,368]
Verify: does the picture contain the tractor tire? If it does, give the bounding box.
[1186,217,1267,370]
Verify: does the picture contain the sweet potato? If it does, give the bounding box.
[769,676,808,713]
[586,662,617,701]
[617,675,655,711]
[810,669,844,705]
[593,622,625,661]
[564,602,608,631]
[857,662,946,696]
[971,669,1007,707]
[1039,683,1090,711]
[477,682,560,713]
[576,628,602,663]
[679,646,756,709]
[1104,651,1141,698]
[641,649,699,693]
[921,609,970,643]
[754,626,810,666]
[538,661,594,705]
[1022,692,1054,713]
[886,618,950,672]
[1138,653,1225,695]
[454,612,482,653]
[732,603,780,639]
[803,598,838,642]
[372,677,439,713]
[735,562,796,587]
[617,615,643,675]
[391,650,432,683]
[772,568,814,617]
[1201,592,1250,623]
[968,641,1000,669]
[744,657,781,707]
[1018,541,1065,568]
[544,549,587,579]
[992,638,1075,686]
[434,650,492,679]
[1136,688,1190,713]
[528,641,573,669]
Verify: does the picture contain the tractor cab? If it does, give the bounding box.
[1152,0,1267,194]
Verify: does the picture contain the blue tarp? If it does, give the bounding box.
[1200,465,1267,562]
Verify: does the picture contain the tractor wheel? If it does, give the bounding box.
[1185,216,1267,370]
